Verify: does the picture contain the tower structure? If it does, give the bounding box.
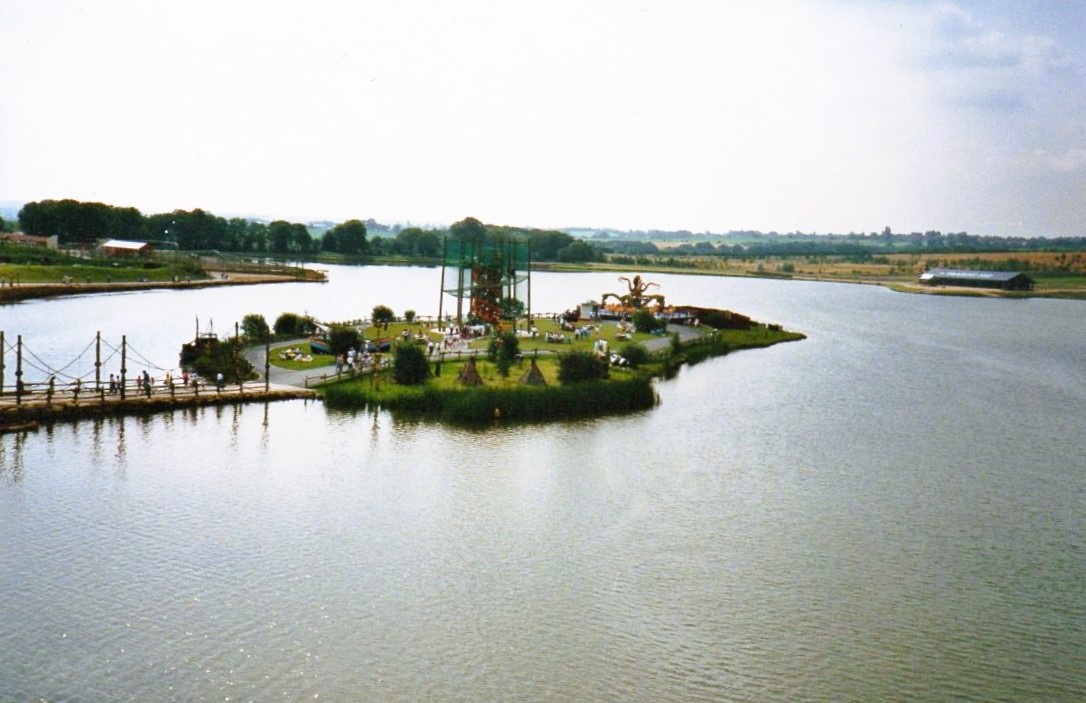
[438,231,531,329]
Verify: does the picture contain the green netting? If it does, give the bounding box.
[439,233,531,324]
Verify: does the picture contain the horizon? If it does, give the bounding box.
[2,1,1085,239]
[3,196,1084,241]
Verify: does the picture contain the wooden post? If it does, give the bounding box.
[120,335,127,399]
[15,334,23,405]
[95,331,101,391]
[0,330,5,395]
[265,340,270,392]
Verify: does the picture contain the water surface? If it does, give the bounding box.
[2,267,1084,701]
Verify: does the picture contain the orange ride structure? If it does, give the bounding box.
[600,275,667,316]
[438,230,531,330]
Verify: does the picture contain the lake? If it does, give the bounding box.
[2,266,1084,702]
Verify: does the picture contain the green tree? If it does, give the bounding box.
[529,229,575,261]
[320,229,338,253]
[487,331,520,377]
[241,313,271,342]
[268,220,296,253]
[449,216,486,243]
[273,312,315,336]
[327,325,361,356]
[392,340,430,385]
[372,304,395,325]
[224,218,251,251]
[327,219,368,255]
[111,206,149,240]
[19,199,116,244]
[147,209,228,250]
[390,227,441,257]
[557,240,599,263]
[245,222,268,253]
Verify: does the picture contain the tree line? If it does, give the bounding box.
[14,200,603,263]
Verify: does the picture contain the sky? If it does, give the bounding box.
[1,1,1084,237]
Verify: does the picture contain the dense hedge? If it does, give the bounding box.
[321,374,657,424]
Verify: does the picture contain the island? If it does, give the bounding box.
[280,271,804,425]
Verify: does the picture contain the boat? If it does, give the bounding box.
[309,335,332,355]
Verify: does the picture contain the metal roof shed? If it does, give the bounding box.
[918,268,1034,291]
[98,239,151,257]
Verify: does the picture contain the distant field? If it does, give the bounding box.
[593,250,1086,297]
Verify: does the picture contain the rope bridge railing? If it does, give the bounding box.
[0,331,269,408]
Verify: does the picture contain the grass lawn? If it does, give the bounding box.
[268,342,335,370]
[463,317,686,354]
[319,321,804,424]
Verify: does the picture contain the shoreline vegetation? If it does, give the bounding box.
[314,318,805,425]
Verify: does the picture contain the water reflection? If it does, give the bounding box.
[0,432,27,483]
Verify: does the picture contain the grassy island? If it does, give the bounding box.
[317,318,804,425]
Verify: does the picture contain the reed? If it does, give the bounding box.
[321,373,657,424]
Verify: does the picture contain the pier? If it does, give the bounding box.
[0,331,315,431]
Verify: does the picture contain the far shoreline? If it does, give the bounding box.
[3,258,1083,303]
[0,270,319,304]
[533,261,1086,301]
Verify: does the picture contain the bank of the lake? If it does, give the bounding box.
[0,269,322,303]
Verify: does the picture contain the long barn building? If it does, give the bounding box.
[918,268,1034,291]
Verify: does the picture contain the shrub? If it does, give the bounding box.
[699,309,752,330]
[180,337,255,383]
[632,307,663,334]
[393,339,430,385]
[558,350,609,384]
[618,342,650,368]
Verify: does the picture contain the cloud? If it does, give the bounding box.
[900,3,1080,119]
[946,88,1029,113]
[922,4,1063,75]
[1028,148,1086,174]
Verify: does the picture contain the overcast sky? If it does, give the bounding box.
[1,1,1084,237]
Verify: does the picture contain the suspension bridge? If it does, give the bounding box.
[0,331,314,430]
